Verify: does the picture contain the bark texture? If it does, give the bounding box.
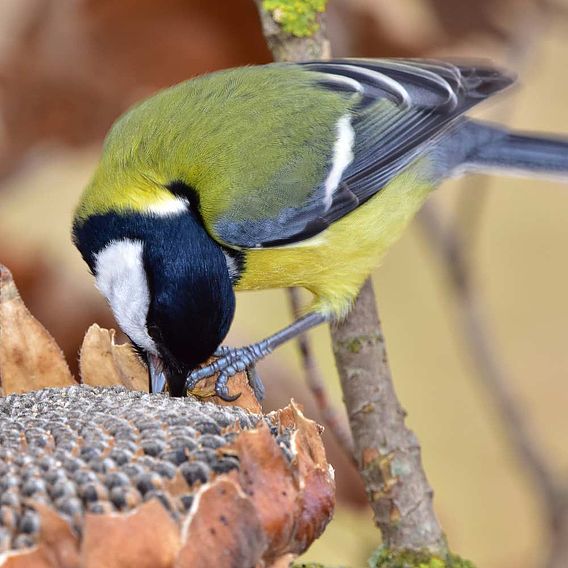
[330,280,446,552]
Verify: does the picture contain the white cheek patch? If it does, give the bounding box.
[323,114,355,210]
[94,239,158,355]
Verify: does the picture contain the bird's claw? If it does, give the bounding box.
[213,372,241,402]
[186,343,271,402]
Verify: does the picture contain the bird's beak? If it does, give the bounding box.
[148,354,167,393]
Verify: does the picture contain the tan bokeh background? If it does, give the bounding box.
[0,1,567,566]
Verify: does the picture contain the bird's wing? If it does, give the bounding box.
[214,59,514,249]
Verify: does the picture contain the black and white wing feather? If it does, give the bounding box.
[219,59,514,248]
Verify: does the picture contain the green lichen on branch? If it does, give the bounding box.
[262,0,327,36]
[369,547,476,568]
[335,332,383,354]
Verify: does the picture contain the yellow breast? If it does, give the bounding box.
[235,164,434,317]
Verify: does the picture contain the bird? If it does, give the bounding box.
[72,58,568,400]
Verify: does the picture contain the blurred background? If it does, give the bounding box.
[0,0,567,566]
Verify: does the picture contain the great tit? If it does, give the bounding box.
[72,59,568,399]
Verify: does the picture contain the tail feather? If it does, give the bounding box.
[463,122,568,177]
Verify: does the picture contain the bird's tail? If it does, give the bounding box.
[458,121,568,179]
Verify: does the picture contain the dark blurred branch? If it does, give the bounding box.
[446,2,545,259]
[254,1,448,557]
[420,7,568,566]
[418,202,568,568]
[419,203,559,500]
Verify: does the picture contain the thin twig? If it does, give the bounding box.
[287,288,355,457]
[420,203,560,503]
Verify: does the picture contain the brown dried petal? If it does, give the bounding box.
[0,504,79,567]
[284,402,335,553]
[0,265,75,394]
[81,499,180,568]
[79,324,148,391]
[230,423,297,559]
[34,503,80,568]
[189,360,262,414]
[288,400,329,475]
[177,476,266,568]
[0,549,54,568]
[229,402,335,564]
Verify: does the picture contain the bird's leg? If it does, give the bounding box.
[186,311,329,401]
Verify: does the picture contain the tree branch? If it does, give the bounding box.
[329,280,447,552]
[253,1,330,61]
[253,0,449,558]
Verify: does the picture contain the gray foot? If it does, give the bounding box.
[186,343,271,402]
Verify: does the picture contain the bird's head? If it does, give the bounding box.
[73,204,237,396]
[71,74,248,394]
